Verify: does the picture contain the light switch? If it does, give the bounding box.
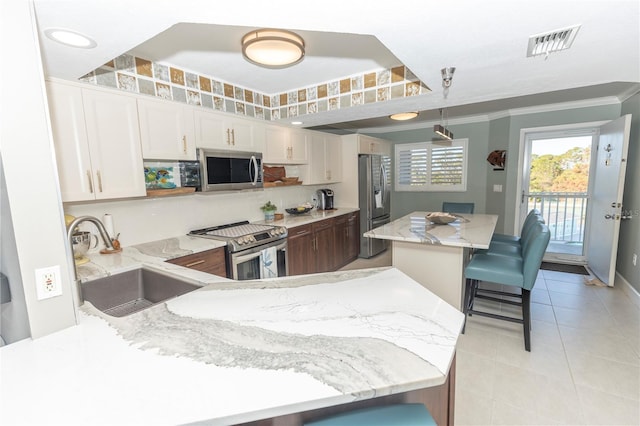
[493,184,503,192]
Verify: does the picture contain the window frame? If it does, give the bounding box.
[394,138,468,192]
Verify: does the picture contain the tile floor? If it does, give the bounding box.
[342,250,640,425]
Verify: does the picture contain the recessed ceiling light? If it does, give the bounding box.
[291,121,303,125]
[389,112,419,121]
[44,28,97,49]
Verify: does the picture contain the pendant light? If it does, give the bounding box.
[434,67,455,140]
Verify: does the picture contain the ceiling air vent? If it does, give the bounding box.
[527,25,581,58]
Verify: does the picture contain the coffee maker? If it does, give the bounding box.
[315,189,334,210]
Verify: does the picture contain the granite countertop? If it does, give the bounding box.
[77,208,359,283]
[0,267,464,426]
[256,207,359,228]
[364,211,498,249]
[75,235,231,283]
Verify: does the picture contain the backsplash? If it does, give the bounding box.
[80,54,430,122]
[65,184,340,249]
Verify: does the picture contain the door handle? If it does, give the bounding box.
[611,202,621,208]
[182,135,187,154]
[231,129,235,146]
[87,170,94,193]
[604,214,620,220]
[226,129,231,145]
[96,170,103,192]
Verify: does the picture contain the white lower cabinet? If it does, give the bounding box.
[137,97,196,160]
[47,81,146,202]
[302,133,342,184]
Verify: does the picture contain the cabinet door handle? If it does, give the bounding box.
[96,170,103,192]
[231,129,235,146]
[182,135,187,153]
[87,170,94,194]
[226,128,231,145]
[185,259,206,268]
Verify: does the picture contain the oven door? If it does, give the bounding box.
[230,240,288,280]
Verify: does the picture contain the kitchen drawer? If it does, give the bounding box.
[167,247,227,278]
[288,224,313,238]
[312,218,334,232]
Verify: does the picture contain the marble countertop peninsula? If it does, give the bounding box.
[0,267,464,426]
[365,211,498,249]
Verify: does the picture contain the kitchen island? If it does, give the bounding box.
[364,211,498,310]
[0,265,464,425]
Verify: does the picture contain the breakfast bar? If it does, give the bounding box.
[0,264,464,425]
[364,212,498,310]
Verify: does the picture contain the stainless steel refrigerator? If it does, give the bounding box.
[358,154,391,258]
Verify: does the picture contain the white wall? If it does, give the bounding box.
[0,0,76,339]
[0,159,31,345]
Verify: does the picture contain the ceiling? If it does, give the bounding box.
[33,0,640,133]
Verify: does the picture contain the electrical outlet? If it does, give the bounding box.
[633,253,637,267]
[35,265,62,300]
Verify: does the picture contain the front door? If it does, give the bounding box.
[585,115,632,285]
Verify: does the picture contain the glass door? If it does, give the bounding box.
[521,130,596,263]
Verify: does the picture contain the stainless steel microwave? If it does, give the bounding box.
[197,148,263,192]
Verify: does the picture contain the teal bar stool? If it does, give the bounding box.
[304,404,436,426]
[478,212,545,258]
[442,202,474,214]
[491,209,541,244]
[463,222,550,351]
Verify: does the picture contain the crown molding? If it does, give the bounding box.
[357,96,624,134]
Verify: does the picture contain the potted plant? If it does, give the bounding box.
[260,200,278,221]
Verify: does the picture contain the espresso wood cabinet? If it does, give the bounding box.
[166,247,227,278]
[287,212,360,276]
[287,224,315,276]
[334,212,360,270]
[312,219,335,273]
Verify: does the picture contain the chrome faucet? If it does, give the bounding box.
[67,215,115,305]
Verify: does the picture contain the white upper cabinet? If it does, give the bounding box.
[357,134,391,156]
[264,126,308,164]
[193,108,261,152]
[47,81,146,202]
[137,97,196,160]
[302,132,342,185]
[47,82,94,201]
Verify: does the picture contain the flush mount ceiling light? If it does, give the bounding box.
[242,29,305,68]
[389,112,419,121]
[44,28,97,48]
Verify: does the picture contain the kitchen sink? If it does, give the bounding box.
[82,267,201,317]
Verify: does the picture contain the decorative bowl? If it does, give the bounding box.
[286,207,313,215]
[426,212,458,224]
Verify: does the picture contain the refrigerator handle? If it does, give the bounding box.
[380,163,387,207]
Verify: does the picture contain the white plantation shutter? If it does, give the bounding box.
[395,139,467,192]
[397,143,428,188]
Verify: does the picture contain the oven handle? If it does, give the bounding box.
[231,240,288,264]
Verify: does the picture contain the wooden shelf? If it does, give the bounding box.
[264,181,303,188]
[146,187,196,197]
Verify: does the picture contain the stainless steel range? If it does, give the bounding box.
[189,221,288,280]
